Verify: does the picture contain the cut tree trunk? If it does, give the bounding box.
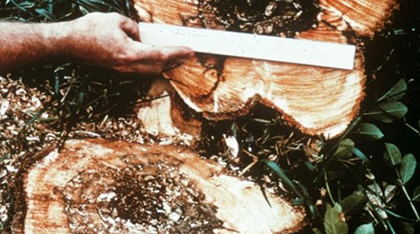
[134,0,398,138]
[12,139,305,234]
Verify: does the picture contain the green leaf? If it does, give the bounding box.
[378,79,407,102]
[352,147,370,163]
[413,186,420,202]
[385,209,412,220]
[78,5,90,15]
[400,222,414,234]
[9,0,28,12]
[324,203,348,234]
[383,143,402,166]
[262,160,303,198]
[399,154,417,185]
[340,192,368,214]
[355,123,384,141]
[365,101,408,123]
[35,8,56,21]
[312,228,323,234]
[334,139,355,158]
[354,223,374,234]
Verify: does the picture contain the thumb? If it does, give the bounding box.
[120,18,141,41]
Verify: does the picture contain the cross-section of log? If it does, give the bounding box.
[12,139,305,234]
[134,0,398,138]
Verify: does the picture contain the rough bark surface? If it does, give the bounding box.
[12,139,305,234]
[134,0,398,138]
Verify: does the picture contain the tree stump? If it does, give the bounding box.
[10,1,400,233]
[12,139,305,233]
[134,0,398,138]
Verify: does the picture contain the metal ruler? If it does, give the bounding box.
[138,22,355,70]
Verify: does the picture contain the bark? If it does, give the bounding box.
[134,0,398,138]
[12,139,305,234]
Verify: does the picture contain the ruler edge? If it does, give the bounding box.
[138,22,356,70]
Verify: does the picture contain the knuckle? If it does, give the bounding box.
[114,48,134,63]
[120,16,131,24]
[117,51,130,62]
[112,12,126,21]
[158,52,169,61]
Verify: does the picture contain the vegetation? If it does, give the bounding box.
[0,0,419,233]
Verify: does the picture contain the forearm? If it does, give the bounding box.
[0,13,193,75]
[0,21,70,73]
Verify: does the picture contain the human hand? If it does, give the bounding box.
[65,12,194,75]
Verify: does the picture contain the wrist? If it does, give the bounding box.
[41,21,75,60]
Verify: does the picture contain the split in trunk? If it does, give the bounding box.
[135,79,202,145]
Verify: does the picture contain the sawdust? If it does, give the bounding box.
[198,0,320,37]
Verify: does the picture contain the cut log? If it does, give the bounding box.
[133,0,398,138]
[12,139,305,234]
[135,79,202,145]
